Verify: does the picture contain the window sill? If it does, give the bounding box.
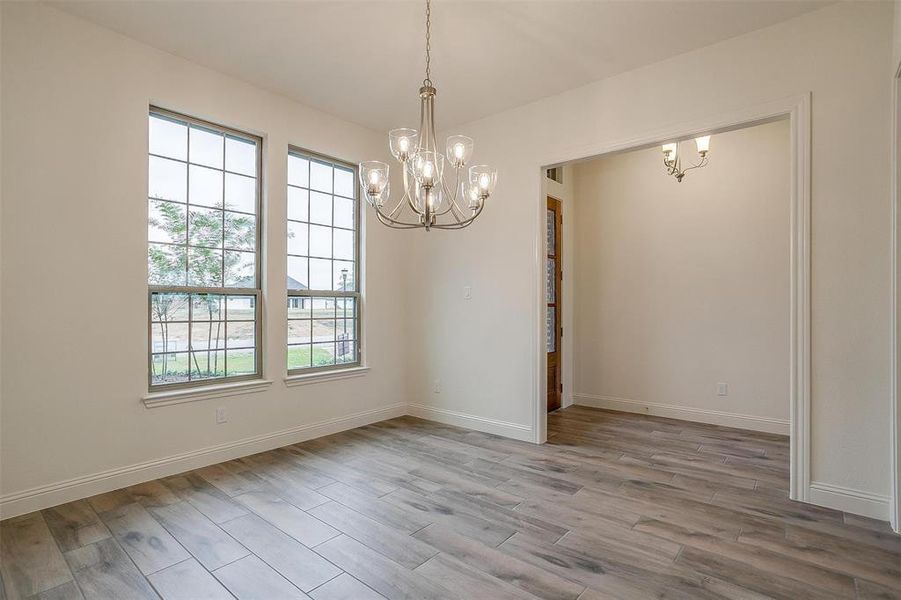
[284,366,370,387]
[142,379,273,408]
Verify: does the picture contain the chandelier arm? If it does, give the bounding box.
[680,155,709,175]
[374,206,424,229]
[386,193,407,219]
[433,200,485,229]
[447,191,469,221]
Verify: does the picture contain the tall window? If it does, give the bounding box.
[147,108,262,390]
[286,149,360,373]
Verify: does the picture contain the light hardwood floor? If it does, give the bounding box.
[2,406,899,599]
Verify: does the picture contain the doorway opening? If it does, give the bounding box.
[535,95,811,503]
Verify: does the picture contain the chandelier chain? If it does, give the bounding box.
[424,0,432,86]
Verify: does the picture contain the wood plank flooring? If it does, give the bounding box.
[2,406,899,599]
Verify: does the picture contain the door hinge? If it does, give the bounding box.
[560,327,563,338]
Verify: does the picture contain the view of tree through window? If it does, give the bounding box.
[287,149,360,372]
[148,108,262,388]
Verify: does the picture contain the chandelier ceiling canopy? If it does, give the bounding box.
[359,0,497,231]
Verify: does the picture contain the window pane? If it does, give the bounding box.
[335,317,356,341]
[151,322,189,354]
[192,294,222,321]
[149,200,186,244]
[334,228,354,261]
[312,342,336,366]
[287,297,312,319]
[225,173,255,214]
[227,321,255,349]
[309,225,331,259]
[310,258,331,289]
[287,221,308,256]
[335,296,356,320]
[288,155,309,188]
[336,340,356,364]
[313,318,336,342]
[288,187,309,222]
[547,307,556,353]
[191,321,225,350]
[547,258,555,303]
[224,251,255,287]
[310,161,332,193]
[547,209,555,255]
[334,197,354,229]
[188,247,223,286]
[288,344,312,370]
[287,257,309,290]
[149,156,187,203]
[152,352,190,385]
[333,261,354,291]
[191,351,225,380]
[189,206,223,248]
[226,136,256,176]
[288,319,312,344]
[309,191,332,226]
[226,349,256,376]
[189,164,223,208]
[149,244,187,286]
[226,295,256,321]
[225,211,256,251]
[311,297,333,316]
[149,115,187,161]
[189,126,224,169]
[151,292,189,322]
[334,167,354,198]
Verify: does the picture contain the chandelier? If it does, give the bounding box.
[358,0,497,231]
[662,136,711,182]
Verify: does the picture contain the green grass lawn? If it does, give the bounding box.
[152,344,352,383]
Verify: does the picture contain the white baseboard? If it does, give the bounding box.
[573,393,790,435]
[0,402,407,519]
[407,403,534,442]
[8,399,888,525]
[808,481,891,521]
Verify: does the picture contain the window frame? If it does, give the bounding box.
[147,106,264,392]
[286,146,362,375]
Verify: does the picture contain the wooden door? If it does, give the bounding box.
[546,197,562,412]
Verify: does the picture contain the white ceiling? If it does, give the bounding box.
[51,1,830,131]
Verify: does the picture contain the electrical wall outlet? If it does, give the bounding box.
[716,383,729,397]
[433,379,441,394]
[216,407,228,424]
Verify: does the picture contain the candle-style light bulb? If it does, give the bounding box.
[454,143,464,159]
[399,137,409,152]
[368,170,380,186]
[478,173,490,191]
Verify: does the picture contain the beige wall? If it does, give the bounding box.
[571,120,791,432]
[0,3,407,515]
[894,0,901,72]
[407,1,894,514]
